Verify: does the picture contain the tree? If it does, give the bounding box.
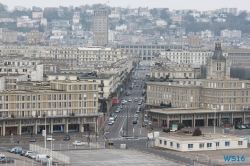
[0,3,7,12]
[176,122,185,130]
[150,8,158,16]
[160,9,170,20]
[192,127,202,136]
[184,15,195,22]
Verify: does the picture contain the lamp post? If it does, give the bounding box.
[126,106,128,137]
[44,111,46,149]
[214,108,216,134]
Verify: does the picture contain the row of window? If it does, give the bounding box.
[159,140,243,149]
[0,94,97,102]
[0,101,97,109]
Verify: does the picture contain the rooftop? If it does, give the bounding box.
[160,133,246,142]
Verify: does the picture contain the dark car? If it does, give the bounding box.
[132,118,137,124]
[244,124,250,129]
[0,157,14,164]
[235,125,242,130]
[30,137,36,142]
[63,135,70,141]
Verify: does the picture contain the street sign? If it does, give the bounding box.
[148,121,152,125]
[42,130,46,137]
[172,124,178,131]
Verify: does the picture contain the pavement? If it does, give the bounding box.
[60,149,184,166]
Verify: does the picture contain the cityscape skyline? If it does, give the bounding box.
[1,0,249,11]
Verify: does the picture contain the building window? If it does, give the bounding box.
[177,143,180,148]
[217,63,221,71]
[48,95,51,100]
[225,142,230,146]
[170,142,173,147]
[84,94,87,100]
[22,96,25,101]
[84,85,87,90]
[79,85,82,90]
[238,141,243,146]
[6,96,8,101]
[216,142,219,147]
[160,140,162,144]
[69,85,72,90]
[38,95,41,100]
[207,143,212,148]
[188,144,193,149]
[164,141,167,145]
[199,143,204,148]
[94,94,97,100]
[79,94,82,100]
[94,84,97,90]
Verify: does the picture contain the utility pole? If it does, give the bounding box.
[126,106,128,137]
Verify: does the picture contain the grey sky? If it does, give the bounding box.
[1,0,249,11]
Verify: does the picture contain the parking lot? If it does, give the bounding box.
[60,149,183,166]
[0,151,41,166]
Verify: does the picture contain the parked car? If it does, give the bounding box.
[20,150,27,156]
[0,154,5,160]
[24,151,33,157]
[63,135,70,141]
[241,125,247,129]
[28,153,37,159]
[138,100,142,105]
[128,98,132,102]
[134,98,138,102]
[235,125,242,130]
[108,119,114,125]
[136,106,141,113]
[0,157,14,163]
[36,155,52,162]
[115,108,121,113]
[8,148,16,153]
[47,135,55,141]
[244,124,250,129]
[30,137,36,142]
[73,140,87,146]
[14,147,22,154]
[40,158,59,166]
[134,114,139,119]
[118,105,123,109]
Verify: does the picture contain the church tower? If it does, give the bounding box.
[206,40,231,80]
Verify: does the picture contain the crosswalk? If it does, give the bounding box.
[120,105,143,109]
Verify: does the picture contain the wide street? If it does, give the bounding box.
[104,65,150,140]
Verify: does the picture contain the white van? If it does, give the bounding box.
[36,154,52,162]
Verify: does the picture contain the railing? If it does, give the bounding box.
[30,144,70,164]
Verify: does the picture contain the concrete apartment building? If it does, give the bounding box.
[116,44,183,61]
[0,80,99,136]
[150,62,201,79]
[0,74,27,90]
[160,50,219,66]
[146,41,250,128]
[0,59,43,81]
[25,30,41,45]
[46,59,133,115]
[2,29,17,44]
[188,35,201,52]
[0,46,125,65]
[93,8,109,46]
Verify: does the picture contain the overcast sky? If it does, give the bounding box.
[1,0,249,11]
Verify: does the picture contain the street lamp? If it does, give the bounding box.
[44,111,46,149]
[213,108,217,134]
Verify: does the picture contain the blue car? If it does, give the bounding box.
[14,147,22,154]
